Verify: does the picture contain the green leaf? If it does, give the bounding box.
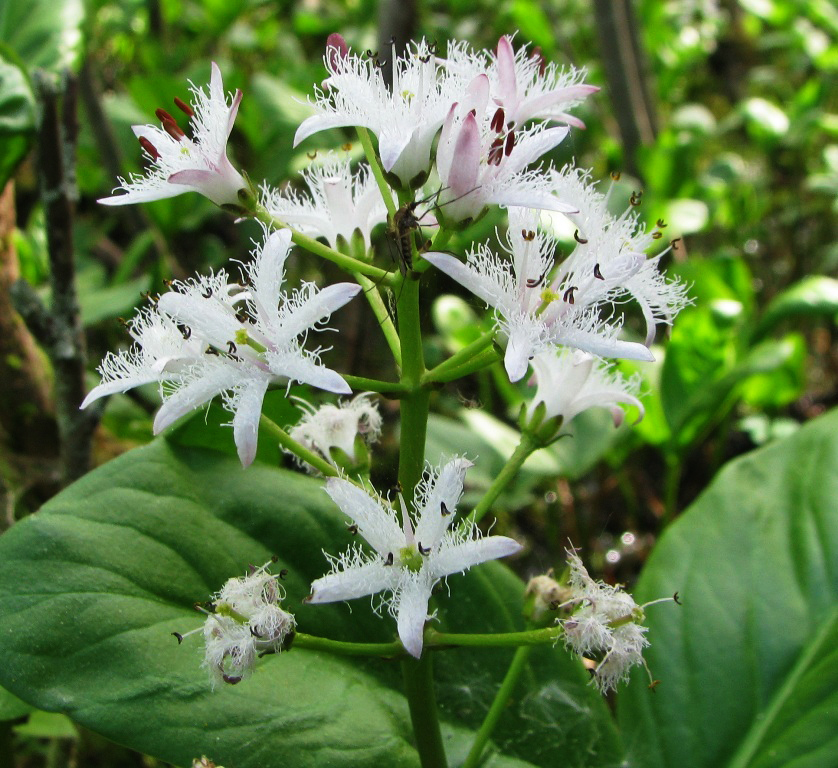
[618,409,838,768]
[0,0,85,74]
[0,685,33,721]
[0,440,620,767]
[752,276,838,341]
[0,45,36,187]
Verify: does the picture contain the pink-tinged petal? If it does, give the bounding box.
[209,61,224,104]
[448,112,481,196]
[378,133,413,173]
[515,85,599,126]
[309,561,398,604]
[436,103,459,182]
[167,168,219,188]
[233,377,269,467]
[397,574,433,658]
[423,252,500,309]
[98,185,184,206]
[495,36,517,104]
[294,113,358,147]
[462,74,490,115]
[324,479,404,554]
[227,89,243,139]
[431,536,522,579]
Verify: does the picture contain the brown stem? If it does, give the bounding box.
[33,72,99,484]
[593,0,658,180]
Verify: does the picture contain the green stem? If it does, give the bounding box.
[293,632,404,658]
[255,207,392,283]
[462,432,540,529]
[342,374,407,396]
[422,333,496,384]
[353,272,402,368]
[426,626,562,649]
[402,655,449,768]
[414,228,453,274]
[425,348,500,385]
[357,126,397,219]
[259,413,338,477]
[463,645,533,768]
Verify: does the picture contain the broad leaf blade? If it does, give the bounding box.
[618,409,838,768]
[0,440,620,767]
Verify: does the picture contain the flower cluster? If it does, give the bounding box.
[82,228,360,466]
[307,458,521,657]
[286,392,382,473]
[177,561,296,687]
[559,550,652,693]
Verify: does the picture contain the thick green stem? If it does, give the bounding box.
[425,348,500,385]
[259,413,338,477]
[414,228,453,274]
[354,272,402,367]
[357,126,397,218]
[254,207,392,283]
[402,655,449,768]
[422,333,496,384]
[426,626,562,649]
[293,632,404,657]
[463,645,533,768]
[462,432,540,529]
[342,374,407,396]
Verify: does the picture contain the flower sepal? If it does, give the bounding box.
[518,400,565,447]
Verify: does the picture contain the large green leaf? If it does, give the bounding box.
[618,409,838,768]
[0,440,620,767]
[0,45,36,187]
[0,0,84,74]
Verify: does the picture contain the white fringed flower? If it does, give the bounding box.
[82,228,360,466]
[261,155,389,250]
[307,458,522,658]
[198,561,295,687]
[445,35,598,130]
[287,393,382,472]
[527,349,644,426]
[560,550,649,693]
[425,194,688,381]
[295,36,471,186]
[99,63,246,207]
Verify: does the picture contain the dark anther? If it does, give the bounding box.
[611,170,621,181]
[504,130,515,156]
[522,229,536,241]
[384,552,394,566]
[174,97,194,117]
[250,626,264,638]
[235,308,250,323]
[161,118,186,141]
[279,569,289,579]
[563,286,577,304]
[117,316,129,327]
[163,279,173,287]
[138,136,160,160]
[491,107,505,133]
[593,263,604,280]
[388,35,396,46]
[648,679,662,692]
[673,592,682,605]
[393,481,403,493]
[656,218,667,228]
[440,501,451,516]
[206,347,220,356]
[630,191,642,206]
[670,237,682,247]
[140,291,158,304]
[178,324,191,340]
[488,137,504,166]
[549,599,561,611]
[418,543,431,556]
[307,151,318,160]
[222,674,243,685]
[526,263,551,289]
[270,554,279,563]
[227,341,237,355]
[155,107,177,124]
[652,231,663,240]
[172,632,184,644]
[573,229,588,244]
[531,46,546,76]
[347,523,359,535]
[201,286,213,298]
